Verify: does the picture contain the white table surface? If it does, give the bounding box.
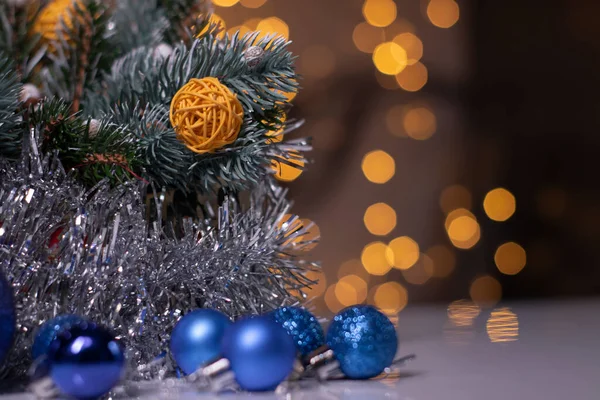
[3,298,599,399]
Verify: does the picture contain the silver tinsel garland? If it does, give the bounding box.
[0,133,319,379]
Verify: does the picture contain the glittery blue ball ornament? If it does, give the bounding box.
[222,315,296,391]
[270,306,325,356]
[0,270,15,365]
[326,305,397,379]
[170,309,232,375]
[32,315,87,360]
[48,323,125,399]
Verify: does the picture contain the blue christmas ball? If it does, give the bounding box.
[170,309,232,375]
[48,322,125,399]
[326,305,397,379]
[222,315,296,391]
[270,306,325,356]
[32,315,87,360]
[0,271,15,365]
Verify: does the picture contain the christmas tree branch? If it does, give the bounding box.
[0,53,23,159]
[0,3,45,82]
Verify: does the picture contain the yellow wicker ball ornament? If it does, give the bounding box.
[33,0,80,42]
[170,77,244,154]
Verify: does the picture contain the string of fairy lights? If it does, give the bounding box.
[212,0,522,343]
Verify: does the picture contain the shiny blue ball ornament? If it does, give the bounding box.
[222,315,296,391]
[270,306,325,356]
[170,309,232,374]
[0,271,15,365]
[32,315,87,360]
[48,323,125,399]
[326,305,397,379]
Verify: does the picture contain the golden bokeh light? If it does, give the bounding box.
[447,300,480,327]
[334,280,357,307]
[395,62,428,92]
[212,0,239,6]
[256,16,289,40]
[361,150,395,184]
[403,106,436,140]
[392,33,423,65]
[495,242,526,275]
[301,45,336,78]
[338,259,371,283]
[448,217,481,249]
[373,42,408,75]
[362,0,397,28]
[325,284,344,313]
[387,236,420,270]
[271,151,304,182]
[440,185,472,214]
[364,203,397,236]
[403,254,433,285]
[448,216,479,242]
[303,270,327,300]
[469,275,502,307]
[353,22,385,53]
[486,308,519,343]
[445,208,475,230]
[361,241,393,276]
[426,245,456,278]
[240,0,267,8]
[335,274,368,306]
[445,208,481,250]
[427,0,460,29]
[483,188,516,222]
[372,282,408,314]
[536,187,567,219]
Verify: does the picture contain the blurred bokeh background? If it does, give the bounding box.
[212,0,600,321]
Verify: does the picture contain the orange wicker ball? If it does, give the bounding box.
[170,77,244,154]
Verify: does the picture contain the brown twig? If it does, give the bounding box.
[71,10,93,114]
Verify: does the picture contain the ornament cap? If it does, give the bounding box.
[187,356,237,392]
[301,345,417,381]
[302,344,342,381]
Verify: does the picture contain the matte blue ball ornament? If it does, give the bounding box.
[0,270,15,365]
[326,305,397,379]
[270,306,325,356]
[48,323,125,399]
[32,314,87,360]
[170,309,232,374]
[222,315,296,391]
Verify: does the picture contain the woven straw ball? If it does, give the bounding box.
[170,77,244,154]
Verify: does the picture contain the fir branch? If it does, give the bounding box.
[0,3,46,82]
[0,53,23,159]
[41,0,116,109]
[158,0,211,44]
[27,97,138,186]
[110,0,169,54]
[81,30,304,190]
